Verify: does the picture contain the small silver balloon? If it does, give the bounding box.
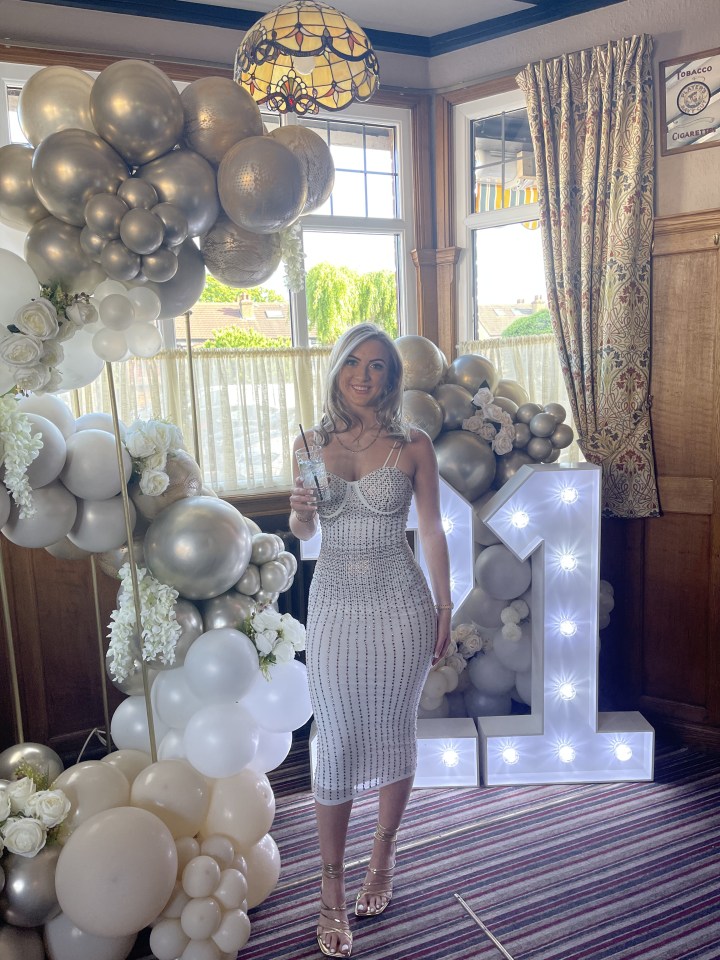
[0,742,63,781]
[141,246,179,282]
[495,379,530,407]
[144,237,205,319]
[269,124,335,214]
[515,402,543,425]
[526,436,553,460]
[201,214,281,288]
[18,65,95,146]
[84,193,128,239]
[101,239,141,281]
[0,847,62,927]
[544,448,561,463]
[493,450,534,488]
[235,563,261,596]
[551,422,574,449]
[276,550,298,578]
[95,534,145,579]
[31,128,128,227]
[254,588,279,606]
[433,383,475,431]
[169,598,205,665]
[181,75,263,166]
[144,495,253,600]
[260,559,289,594]
[544,402,567,423]
[528,411,557,438]
[120,207,164,255]
[117,177,159,211]
[512,422,531,449]
[434,431,496,501]
[153,202,188,247]
[90,59,184,166]
[79,225,108,262]
[244,516,262,537]
[25,216,104,292]
[0,144,48,230]
[218,136,307,235]
[492,396,518,419]
[445,353,499,394]
[394,335,444,391]
[202,590,257,630]
[138,148,219,237]
[107,655,158,696]
[251,532,281,566]
[402,389,444,440]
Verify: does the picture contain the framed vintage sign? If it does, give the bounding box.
[660,47,720,155]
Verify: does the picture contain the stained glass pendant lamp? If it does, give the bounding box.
[234,0,380,115]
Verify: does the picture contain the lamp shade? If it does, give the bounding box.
[234,0,379,115]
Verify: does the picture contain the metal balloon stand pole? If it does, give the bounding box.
[105,360,158,762]
[0,540,24,743]
[90,554,113,753]
[184,310,201,468]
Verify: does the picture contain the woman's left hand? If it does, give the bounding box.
[432,608,452,666]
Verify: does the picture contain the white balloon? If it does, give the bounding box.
[240,659,312,733]
[493,622,532,673]
[157,728,187,761]
[16,393,76,439]
[75,412,126,438]
[44,911,137,960]
[0,248,40,330]
[152,668,203,729]
[92,327,128,362]
[99,293,135,330]
[55,329,105,390]
[183,629,260,704]
[127,286,161,322]
[2,480,77,548]
[247,728,292,774]
[93,278,127,301]
[474,544,532,601]
[468,649,516,695]
[183,702,259,779]
[23,413,66,488]
[126,321,163,358]
[60,428,132,500]
[110,695,169,753]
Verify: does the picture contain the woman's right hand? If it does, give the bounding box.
[289,477,318,523]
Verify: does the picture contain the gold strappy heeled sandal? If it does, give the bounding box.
[355,824,397,917]
[317,862,353,957]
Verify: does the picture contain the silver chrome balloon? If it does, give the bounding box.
[250,532,281,566]
[181,75,263,166]
[138,148,219,237]
[445,353,499,394]
[144,495,253,600]
[434,430,496,501]
[84,193,128,239]
[0,741,63,781]
[528,411,557,438]
[394,335,444,392]
[260,559,289,594]
[120,207,164,255]
[493,450,534,488]
[153,202,188,247]
[526,436,553,460]
[433,383,475,431]
[0,144,47,230]
[18,65,95,147]
[25,216,104,292]
[217,136,306,235]
[543,402,567,423]
[201,214,281,288]
[95,534,145,579]
[515,402,543,425]
[141,246,178,283]
[495,379,530,407]
[550,422,574,449]
[101,239,141,281]
[235,563,261,596]
[31,128,128,227]
[401,389,444,440]
[79,225,108,263]
[202,590,256,630]
[144,238,206,320]
[90,59,184,166]
[0,848,61,927]
[269,124,335,214]
[117,177,159,211]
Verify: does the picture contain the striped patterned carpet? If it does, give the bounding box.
[242,745,720,960]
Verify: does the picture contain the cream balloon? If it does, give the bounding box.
[55,806,177,937]
[130,759,210,839]
[243,834,281,909]
[18,65,95,146]
[200,836,236,871]
[394,335,444,391]
[200,768,275,852]
[181,855,222,899]
[43,911,138,960]
[100,749,151,787]
[52,761,130,840]
[0,925,45,960]
[212,868,247,911]
[149,917,190,960]
[211,908,251,954]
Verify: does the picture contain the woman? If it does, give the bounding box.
[290,323,452,958]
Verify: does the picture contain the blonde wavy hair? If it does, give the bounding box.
[317,323,410,445]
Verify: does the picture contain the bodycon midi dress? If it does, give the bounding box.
[306,443,436,805]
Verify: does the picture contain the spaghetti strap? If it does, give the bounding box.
[381,441,403,470]
[393,442,404,469]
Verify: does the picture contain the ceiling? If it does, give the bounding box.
[28,0,628,56]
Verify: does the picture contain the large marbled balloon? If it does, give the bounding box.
[201,214,281,288]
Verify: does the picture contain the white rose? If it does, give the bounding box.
[139,468,170,496]
[493,431,514,456]
[0,332,43,367]
[66,301,98,326]
[273,638,295,664]
[446,653,468,674]
[14,364,52,392]
[254,629,276,656]
[452,623,474,642]
[13,298,59,340]
[459,634,484,655]
[7,776,36,813]
[124,423,156,459]
[55,319,81,343]
[41,340,64,367]
[0,786,11,821]
[1,816,47,857]
[23,789,71,828]
[37,369,64,394]
[142,451,167,471]
[280,613,306,651]
[252,606,283,633]
[472,387,493,407]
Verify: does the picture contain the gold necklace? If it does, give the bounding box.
[333,427,382,454]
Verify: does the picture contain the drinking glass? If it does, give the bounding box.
[295,444,329,500]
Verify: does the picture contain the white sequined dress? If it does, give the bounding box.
[307,449,436,805]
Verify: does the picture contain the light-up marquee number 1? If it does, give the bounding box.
[477,463,654,785]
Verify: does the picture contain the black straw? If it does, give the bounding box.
[298,423,323,501]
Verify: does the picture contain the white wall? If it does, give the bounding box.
[429,0,720,219]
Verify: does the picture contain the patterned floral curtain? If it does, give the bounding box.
[517,34,659,518]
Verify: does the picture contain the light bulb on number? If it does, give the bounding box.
[559,618,577,637]
[501,746,520,765]
[558,681,576,701]
[557,743,576,763]
[441,747,460,768]
[442,516,454,534]
[614,743,633,762]
[510,509,529,529]
[559,552,578,572]
[560,486,579,504]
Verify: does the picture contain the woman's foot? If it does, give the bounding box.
[355,824,397,917]
[318,862,353,957]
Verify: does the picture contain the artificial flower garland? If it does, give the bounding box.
[0,395,42,519]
